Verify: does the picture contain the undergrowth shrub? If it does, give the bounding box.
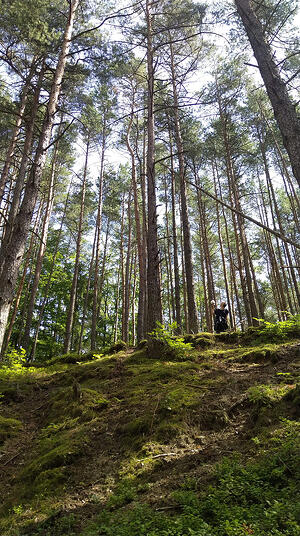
[1,346,26,367]
[147,323,193,361]
[251,314,300,343]
[84,420,300,536]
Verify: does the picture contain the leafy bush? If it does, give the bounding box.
[1,346,26,367]
[252,314,300,343]
[147,322,193,361]
[82,421,300,536]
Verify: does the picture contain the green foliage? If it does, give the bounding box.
[2,346,26,367]
[85,421,300,536]
[45,352,102,366]
[252,315,300,343]
[184,332,215,348]
[0,415,22,444]
[247,384,293,407]
[148,323,193,361]
[107,478,138,509]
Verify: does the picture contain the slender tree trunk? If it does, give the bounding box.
[120,197,126,339]
[258,177,288,316]
[212,160,233,327]
[169,41,198,333]
[97,218,110,315]
[146,0,162,333]
[30,182,72,360]
[22,124,61,352]
[78,233,96,354]
[91,129,106,351]
[216,168,242,330]
[195,177,214,331]
[64,138,89,353]
[235,0,300,186]
[0,0,79,353]
[169,129,182,331]
[113,256,121,343]
[1,203,43,356]
[180,226,188,332]
[164,177,175,324]
[1,62,45,251]
[0,59,36,205]
[126,104,147,341]
[122,191,132,343]
[131,248,137,345]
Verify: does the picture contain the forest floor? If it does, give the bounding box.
[0,330,300,536]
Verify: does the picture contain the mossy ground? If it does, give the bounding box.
[0,332,299,535]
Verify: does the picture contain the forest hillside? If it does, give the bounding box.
[1,318,300,536]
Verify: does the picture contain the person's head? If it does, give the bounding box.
[220,301,227,309]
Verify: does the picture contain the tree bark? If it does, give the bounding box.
[235,0,300,186]
[126,103,147,341]
[146,0,162,333]
[0,58,36,205]
[22,123,61,351]
[169,130,182,332]
[91,127,106,351]
[0,0,79,353]
[169,40,198,333]
[122,190,132,343]
[64,137,89,353]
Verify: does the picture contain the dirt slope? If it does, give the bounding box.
[0,334,299,535]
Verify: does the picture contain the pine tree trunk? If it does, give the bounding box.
[0,0,79,353]
[78,232,96,354]
[164,177,175,324]
[169,130,181,332]
[126,106,146,341]
[0,58,36,205]
[113,256,121,343]
[131,248,137,345]
[22,125,61,352]
[258,177,288,316]
[30,182,72,360]
[234,0,300,186]
[64,137,89,353]
[91,130,106,351]
[169,41,198,333]
[0,204,43,357]
[195,178,214,331]
[146,0,162,333]
[212,161,233,327]
[1,62,45,251]
[122,191,132,343]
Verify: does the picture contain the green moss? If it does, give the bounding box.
[240,348,273,362]
[48,386,109,423]
[34,467,67,495]
[107,478,138,509]
[215,331,240,343]
[20,436,83,482]
[155,421,182,442]
[119,416,152,436]
[135,339,148,350]
[0,415,22,444]
[193,336,214,349]
[159,387,201,414]
[105,340,127,354]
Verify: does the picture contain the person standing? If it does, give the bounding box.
[211,300,229,333]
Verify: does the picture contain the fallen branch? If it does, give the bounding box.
[188,181,300,250]
[137,452,177,462]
